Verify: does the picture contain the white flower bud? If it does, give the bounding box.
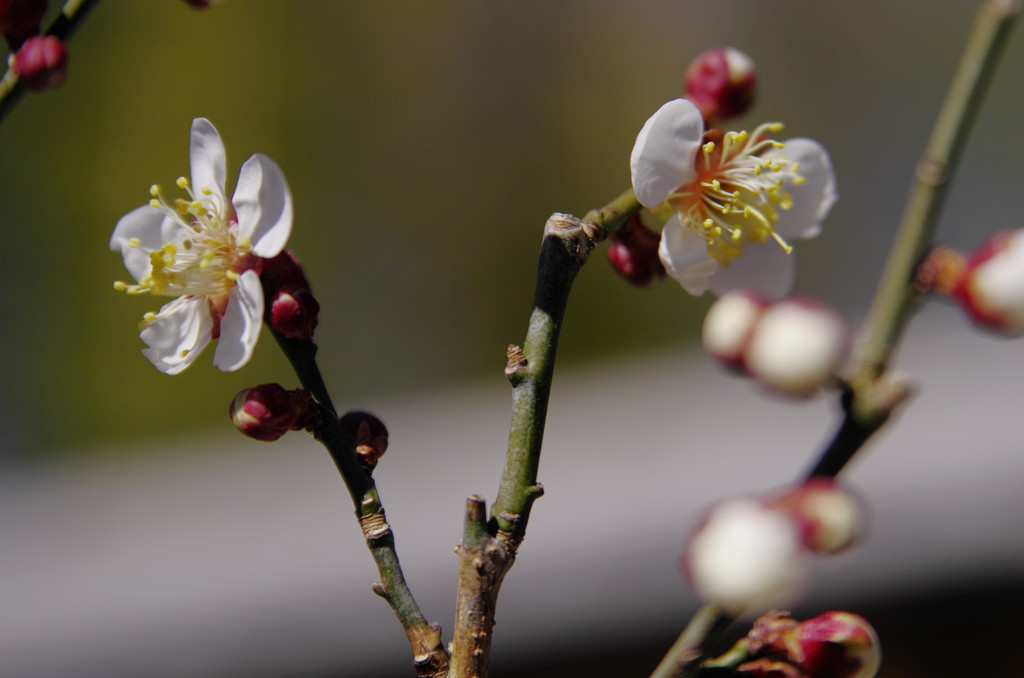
[702,289,767,367]
[772,479,863,555]
[957,229,1024,335]
[744,299,848,397]
[685,499,806,614]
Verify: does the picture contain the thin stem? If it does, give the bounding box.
[271,329,448,677]
[806,0,1020,480]
[648,603,733,678]
[854,0,1020,381]
[0,0,103,124]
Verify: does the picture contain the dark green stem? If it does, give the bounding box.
[271,329,448,677]
[0,0,103,124]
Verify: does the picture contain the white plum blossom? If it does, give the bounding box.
[630,98,837,297]
[111,118,293,374]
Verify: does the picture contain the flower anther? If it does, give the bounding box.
[631,99,836,297]
[111,118,293,374]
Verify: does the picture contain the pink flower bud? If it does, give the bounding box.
[702,288,769,369]
[783,611,880,678]
[182,0,213,8]
[261,250,320,340]
[744,298,849,398]
[12,34,66,92]
[737,659,808,678]
[684,46,757,126]
[684,498,806,613]
[771,480,863,555]
[230,384,316,442]
[338,410,389,470]
[0,0,46,49]
[954,229,1024,336]
[606,213,666,287]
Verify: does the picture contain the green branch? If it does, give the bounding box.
[806,0,1020,480]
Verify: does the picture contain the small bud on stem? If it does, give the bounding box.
[606,213,666,287]
[261,250,320,340]
[684,46,757,127]
[338,410,389,471]
[953,229,1024,336]
[12,34,66,92]
[230,384,318,442]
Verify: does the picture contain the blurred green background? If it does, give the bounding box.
[0,0,1020,461]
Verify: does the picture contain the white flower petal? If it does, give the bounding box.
[768,138,836,240]
[658,216,718,295]
[708,241,795,298]
[213,270,264,372]
[140,296,213,375]
[111,206,170,280]
[630,99,703,208]
[233,153,293,258]
[190,117,228,205]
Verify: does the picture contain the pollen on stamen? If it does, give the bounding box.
[113,281,127,291]
[127,237,141,248]
[201,187,212,195]
[703,141,716,155]
[149,185,161,197]
[226,270,239,281]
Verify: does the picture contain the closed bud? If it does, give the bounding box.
[954,229,1024,336]
[261,250,320,339]
[771,480,862,555]
[744,298,848,398]
[702,288,769,369]
[0,0,47,50]
[338,410,389,471]
[12,34,66,92]
[231,384,316,442]
[684,498,806,614]
[782,611,880,678]
[684,46,757,126]
[606,213,665,287]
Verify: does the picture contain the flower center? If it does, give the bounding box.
[114,177,257,328]
[666,123,803,266]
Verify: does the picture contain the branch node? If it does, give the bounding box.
[544,212,598,265]
[360,507,393,541]
[504,344,529,382]
[371,581,388,598]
